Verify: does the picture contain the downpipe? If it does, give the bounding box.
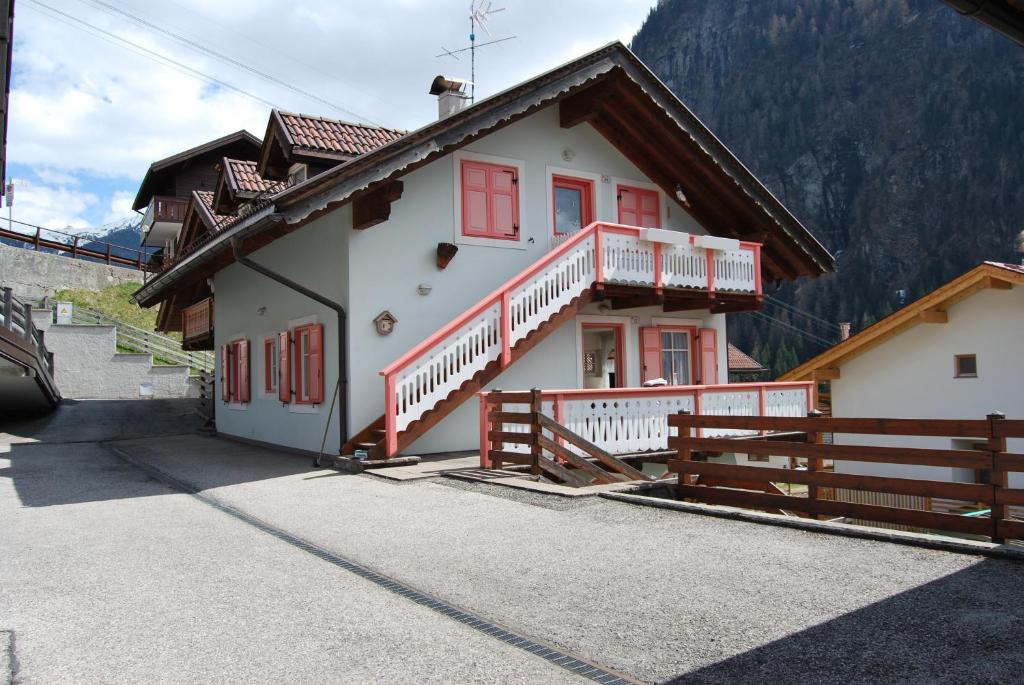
[229,239,348,462]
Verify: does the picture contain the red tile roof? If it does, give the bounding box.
[278,112,405,157]
[727,343,766,372]
[224,158,286,195]
[193,190,232,232]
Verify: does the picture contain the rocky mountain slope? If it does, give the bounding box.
[631,0,1024,373]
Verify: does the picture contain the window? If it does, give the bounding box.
[263,337,277,394]
[661,330,691,386]
[220,338,250,404]
[617,185,660,228]
[290,323,324,405]
[461,160,519,240]
[552,175,594,235]
[955,354,977,378]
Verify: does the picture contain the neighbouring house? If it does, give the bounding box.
[133,130,262,255]
[780,261,1024,511]
[726,343,768,383]
[132,42,833,459]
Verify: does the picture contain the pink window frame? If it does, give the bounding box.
[552,175,595,237]
[653,325,697,386]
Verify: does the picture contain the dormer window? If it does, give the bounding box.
[288,163,308,185]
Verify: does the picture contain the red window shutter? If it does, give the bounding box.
[294,328,306,402]
[220,344,230,401]
[640,327,662,383]
[617,186,660,228]
[278,331,291,403]
[699,328,718,385]
[308,324,324,404]
[237,339,250,403]
[462,161,491,236]
[461,160,519,239]
[490,167,518,237]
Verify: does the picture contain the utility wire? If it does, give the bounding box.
[763,294,843,332]
[748,310,837,349]
[23,0,282,110]
[78,0,381,125]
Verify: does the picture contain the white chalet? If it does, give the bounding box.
[134,43,833,460]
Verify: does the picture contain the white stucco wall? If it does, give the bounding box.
[213,207,349,454]
[212,104,734,455]
[45,325,191,399]
[831,286,1023,486]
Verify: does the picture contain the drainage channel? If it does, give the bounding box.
[106,445,641,685]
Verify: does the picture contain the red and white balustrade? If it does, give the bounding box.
[379,222,763,456]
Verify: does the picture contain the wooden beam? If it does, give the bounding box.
[558,82,613,128]
[811,366,840,381]
[352,180,404,231]
[919,308,948,323]
[984,276,1013,290]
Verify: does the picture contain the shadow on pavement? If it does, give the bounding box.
[665,557,1024,684]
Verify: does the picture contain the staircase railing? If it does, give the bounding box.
[0,287,59,405]
[68,306,215,373]
[379,222,763,456]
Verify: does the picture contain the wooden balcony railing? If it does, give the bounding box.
[142,195,188,229]
[182,297,214,342]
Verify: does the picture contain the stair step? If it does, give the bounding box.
[371,429,386,439]
[353,441,380,450]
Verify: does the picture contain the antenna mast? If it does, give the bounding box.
[437,1,515,104]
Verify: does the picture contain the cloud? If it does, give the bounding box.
[7,0,655,228]
[5,177,99,233]
[103,190,136,226]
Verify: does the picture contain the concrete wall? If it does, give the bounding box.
[831,286,1023,487]
[0,242,142,300]
[45,325,191,400]
[212,105,730,455]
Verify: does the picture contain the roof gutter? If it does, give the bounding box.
[944,0,1024,46]
[229,238,348,456]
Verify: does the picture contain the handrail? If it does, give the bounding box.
[0,222,153,271]
[69,305,214,372]
[0,287,59,405]
[379,221,763,456]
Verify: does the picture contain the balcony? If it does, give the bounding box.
[141,195,189,248]
[182,297,214,350]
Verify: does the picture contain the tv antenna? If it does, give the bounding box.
[436,1,515,103]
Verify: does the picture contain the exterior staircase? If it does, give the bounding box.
[0,288,60,412]
[342,222,762,459]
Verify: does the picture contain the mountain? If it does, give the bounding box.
[631,0,1024,375]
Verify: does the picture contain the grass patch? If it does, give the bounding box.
[55,283,180,341]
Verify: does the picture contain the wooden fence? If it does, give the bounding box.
[481,389,652,486]
[667,412,1024,543]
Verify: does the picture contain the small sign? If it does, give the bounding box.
[55,301,73,325]
[5,182,13,207]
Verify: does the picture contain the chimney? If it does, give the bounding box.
[839,322,851,341]
[429,75,471,119]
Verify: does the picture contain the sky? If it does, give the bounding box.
[6,0,657,235]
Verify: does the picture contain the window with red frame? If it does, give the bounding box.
[220,338,250,403]
[290,323,324,405]
[552,175,594,236]
[460,159,519,240]
[263,337,277,394]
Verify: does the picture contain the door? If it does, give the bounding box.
[617,185,660,228]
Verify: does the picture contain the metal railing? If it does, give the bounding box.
[68,305,214,373]
[0,221,154,271]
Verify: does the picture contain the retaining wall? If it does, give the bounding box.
[0,242,142,300]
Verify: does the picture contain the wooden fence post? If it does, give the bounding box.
[1,287,12,331]
[988,412,1007,544]
[530,388,543,476]
[677,410,694,487]
[806,409,824,514]
[490,389,503,471]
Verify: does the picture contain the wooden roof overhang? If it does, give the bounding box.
[134,42,833,309]
[153,193,222,332]
[779,262,1024,383]
[212,157,255,215]
[132,130,262,211]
